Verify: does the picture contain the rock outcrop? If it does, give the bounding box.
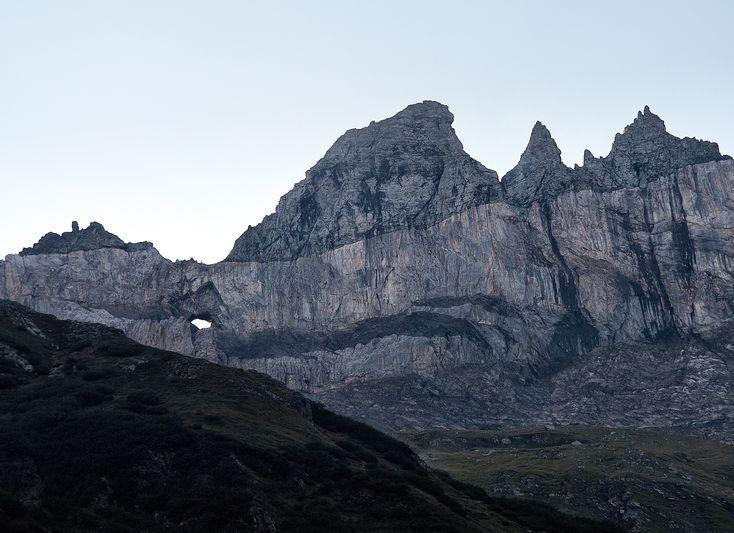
[587,106,727,190]
[20,221,153,256]
[226,101,503,262]
[502,121,575,206]
[2,102,733,440]
[503,106,728,206]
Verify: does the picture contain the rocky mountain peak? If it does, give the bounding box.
[505,107,730,205]
[502,121,572,206]
[4,102,734,460]
[19,222,154,256]
[526,121,563,162]
[590,106,730,189]
[392,99,454,121]
[311,100,462,172]
[226,101,502,262]
[616,105,668,144]
[229,103,730,255]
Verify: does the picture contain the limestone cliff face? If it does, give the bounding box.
[2,102,733,438]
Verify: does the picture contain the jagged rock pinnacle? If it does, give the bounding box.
[595,106,727,188]
[625,105,667,137]
[502,121,572,206]
[231,103,730,241]
[526,121,563,161]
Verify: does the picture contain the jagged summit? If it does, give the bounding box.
[502,121,573,206]
[229,102,729,260]
[20,221,153,256]
[311,100,462,174]
[629,105,666,133]
[583,105,729,190]
[523,121,562,161]
[504,106,730,205]
[611,106,670,153]
[226,101,502,262]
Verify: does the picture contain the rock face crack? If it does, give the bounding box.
[669,173,697,283]
[540,202,578,309]
[619,205,675,339]
[539,201,600,363]
[640,187,679,337]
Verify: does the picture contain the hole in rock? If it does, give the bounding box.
[190,318,212,329]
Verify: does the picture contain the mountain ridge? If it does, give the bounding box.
[227,101,729,261]
[11,102,729,264]
[2,101,733,443]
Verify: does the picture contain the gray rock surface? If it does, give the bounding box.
[502,121,575,206]
[2,102,733,440]
[226,101,503,262]
[20,221,153,256]
[319,319,734,443]
[586,106,727,190]
[504,106,729,206]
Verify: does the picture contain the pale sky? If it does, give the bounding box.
[2,0,732,263]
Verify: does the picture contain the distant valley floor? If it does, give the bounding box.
[402,427,734,532]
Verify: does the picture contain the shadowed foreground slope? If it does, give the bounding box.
[0,300,617,532]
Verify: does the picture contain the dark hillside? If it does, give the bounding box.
[0,300,617,532]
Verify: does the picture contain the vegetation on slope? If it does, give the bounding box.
[0,301,617,532]
[402,427,734,532]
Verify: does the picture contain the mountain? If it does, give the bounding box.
[503,106,727,205]
[0,300,617,532]
[226,101,502,262]
[1,101,733,441]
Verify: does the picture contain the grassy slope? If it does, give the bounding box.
[0,301,617,532]
[402,427,734,532]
